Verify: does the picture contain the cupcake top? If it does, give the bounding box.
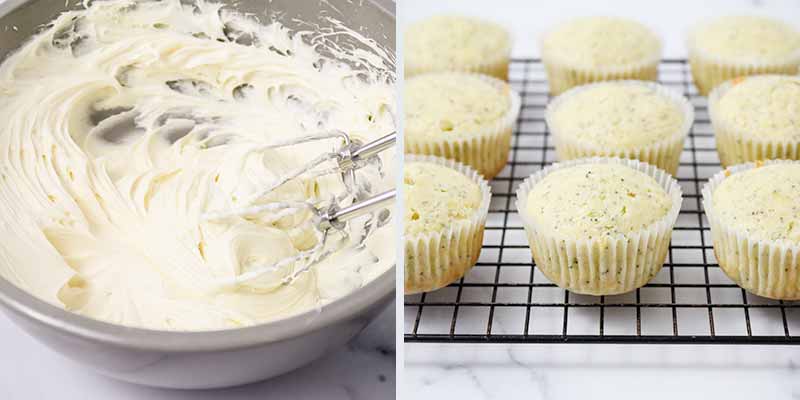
[404,161,482,236]
[690,16,800,63]
[712,163,800,243]
[714,75,800,139]
[548,82,685,149]
[405,15,510,70]
[405,73,511,140]
[525,163,671,239]
[542,17,661,69]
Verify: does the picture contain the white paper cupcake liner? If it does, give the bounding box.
[708,76,800,167]
[540,32,662,96]
[405,73,522,179]
[405,26,512,81]
[687,25,800,96]
[545,80,693,175]
[404,155,492,294]
[542,60,660,97]
[405,53,511,81]
[515,157,683,295]
[701,160,800,299]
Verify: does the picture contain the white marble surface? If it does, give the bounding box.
[0,303,395,399]
[406,343,800,399]
[402,1,800,399]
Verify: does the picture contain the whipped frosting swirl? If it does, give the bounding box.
[0,0,395,330]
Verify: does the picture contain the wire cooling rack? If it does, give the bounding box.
[404,58,800,345]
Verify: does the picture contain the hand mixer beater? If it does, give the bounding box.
[203,131,396,289]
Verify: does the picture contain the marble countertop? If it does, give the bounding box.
[401,0,800,398]
[0,303,395,399]
[406,343,800,399]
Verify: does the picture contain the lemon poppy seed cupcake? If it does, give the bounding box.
[516,158,682,295]
[541,17,662,95]
[709,75,800,166]
[546,80,693,174]
[405,15,512,80]
[404,155,491,294]
[688,16,800,95]
[404,72,521,179]
[703,160,800,299]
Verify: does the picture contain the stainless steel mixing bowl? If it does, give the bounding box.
[0,0,395,389]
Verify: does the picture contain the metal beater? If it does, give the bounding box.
[203,131,396,288]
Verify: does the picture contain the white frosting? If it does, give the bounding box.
[0,0,395,330]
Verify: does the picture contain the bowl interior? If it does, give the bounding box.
[0,0,396,352]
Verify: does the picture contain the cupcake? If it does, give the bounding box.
[541,17,662,96]
[546,80,693,175]
[516,158,682,295]
[709,75,800,167]
[404,155,491,294]
[404,15,511,80]
[688,16,800,95]
[404,72,521,179]
[702,160,800,299]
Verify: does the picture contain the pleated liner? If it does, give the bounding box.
[709,76,800,167]
[545,80,694,175]
[405,52,511,81]
[702,160,800,300]
[405,73,521,180]
[540,34,662,96]
[404,25,512,81]
[515,157,683,295]
[687,25,800,96]
[404,155,492,294]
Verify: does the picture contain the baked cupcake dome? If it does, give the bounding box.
[688,16,800,95]
[709,75,800,167]
[516,158,682,295]
[702,160,800,299]
[541,17,662,96]
[546,80,693,174]
[404,15,511,80]
[404,155,491,294]
[404,72,521,179]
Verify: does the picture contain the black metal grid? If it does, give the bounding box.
[404,58,800,345]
